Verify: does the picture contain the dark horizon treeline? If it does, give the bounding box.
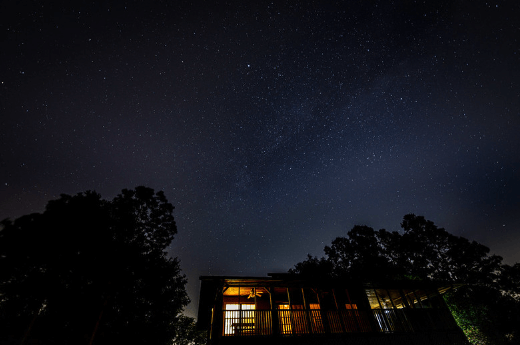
[289,214,520,344]
[0,187,519,345]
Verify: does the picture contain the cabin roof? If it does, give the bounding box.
[199,273,461,289]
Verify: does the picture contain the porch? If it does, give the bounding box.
[221,308,458,337]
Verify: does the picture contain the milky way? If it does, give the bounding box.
[1,1,519,317]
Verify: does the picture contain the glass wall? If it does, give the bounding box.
[365,288,443,310]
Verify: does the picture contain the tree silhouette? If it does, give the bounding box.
[290,214,520,344]
[0,187,190,345]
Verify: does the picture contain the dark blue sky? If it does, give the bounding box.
[1,0,519,318]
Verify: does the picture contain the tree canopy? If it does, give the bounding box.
[0,187,190,345]
[290,214,520,344]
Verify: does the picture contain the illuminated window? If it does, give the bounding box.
[224,304,255,335]
[277,304,323,335]
[278,304,292,334]
[309,303,324,333]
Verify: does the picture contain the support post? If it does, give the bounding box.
[269,287,279,336]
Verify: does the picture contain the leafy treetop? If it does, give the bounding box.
[0,186,189,345]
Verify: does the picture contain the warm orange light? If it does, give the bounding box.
[278,304,292,334]
[224,304,255,335]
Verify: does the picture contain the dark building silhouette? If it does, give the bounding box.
[197,273,469,345]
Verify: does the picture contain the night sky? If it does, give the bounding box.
[1,1,519,318]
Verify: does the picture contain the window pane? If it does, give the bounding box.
[224,304,255,335]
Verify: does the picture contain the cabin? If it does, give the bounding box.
[197,273,469,345]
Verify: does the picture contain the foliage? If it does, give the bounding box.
[445,285,520,345]
[290,254,334,281]
[500,263,520,298]
[171,315,207,345]
[289,214,520,344]
[0,187,190,345]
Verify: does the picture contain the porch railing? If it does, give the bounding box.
[222,308,457,336]
[223,310,272,336]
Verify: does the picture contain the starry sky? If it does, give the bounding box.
[1,0,519,318]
